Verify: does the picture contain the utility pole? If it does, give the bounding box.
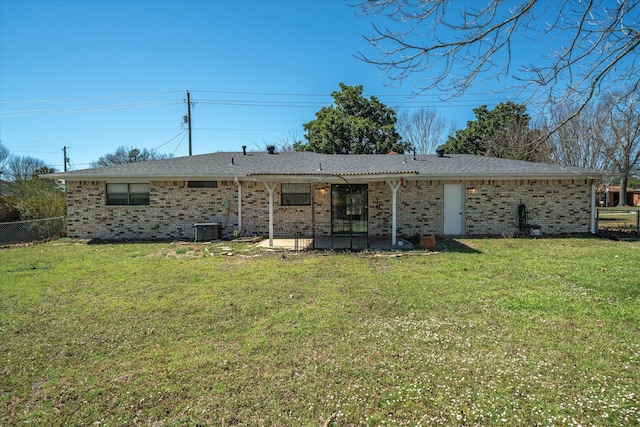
[186,91,193,156]
[63,146,68,172]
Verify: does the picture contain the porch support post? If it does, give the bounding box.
[234,177,242,232]
[590,181,596,234]
[264,182,276,246]
[387,179,402,246]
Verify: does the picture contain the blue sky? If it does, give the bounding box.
[1,0,516,171]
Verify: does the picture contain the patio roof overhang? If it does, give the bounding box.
[246,171,420,184]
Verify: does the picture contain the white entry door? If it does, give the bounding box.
[444,184,464,235]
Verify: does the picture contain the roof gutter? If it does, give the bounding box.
[419,173,606,181]
[41,172,606,183]
[40,173,250,181]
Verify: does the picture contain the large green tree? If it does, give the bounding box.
[443,102,548,161]
[294,83,408,154]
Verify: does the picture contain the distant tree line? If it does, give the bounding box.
[90,145,173,167]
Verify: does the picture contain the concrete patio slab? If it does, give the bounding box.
[254,236,412,251]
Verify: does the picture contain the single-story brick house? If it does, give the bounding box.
[44,150,606,245]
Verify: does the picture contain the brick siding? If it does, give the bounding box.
[64,178,594,240]
[463,179,592,235]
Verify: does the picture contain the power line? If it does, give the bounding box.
[0,100,183,118]
[194,127,300,132]
[193,98,498,108]
[5,130,174,142]
[0,98,503,118]
[1,88,520,118]
[190,88,514,98]
[194,100,329,108]
[171,131,188,156]
[151,130,188,152]
[192,89,331,97]
[0,90,185,105]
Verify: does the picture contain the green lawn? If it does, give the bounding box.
[1,238,639,426]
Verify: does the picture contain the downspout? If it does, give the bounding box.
[234,177,242,232]
[264,182,276,246]
[387,179,402,246]
[590,180,596,234]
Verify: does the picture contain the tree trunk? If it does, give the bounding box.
[618,176,628,207]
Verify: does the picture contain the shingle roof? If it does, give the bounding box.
[43,151,607,181]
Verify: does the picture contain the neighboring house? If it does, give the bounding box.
[43,150,607,245]
[598,186,640,207]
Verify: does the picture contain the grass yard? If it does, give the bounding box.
[1,237,639,426]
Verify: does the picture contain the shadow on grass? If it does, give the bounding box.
[597,230,640,241]
[441,239,483,254]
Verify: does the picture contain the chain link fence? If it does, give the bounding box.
[0,217,65,246]
[596,208,640,236]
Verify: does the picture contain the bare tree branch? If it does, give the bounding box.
[396,107,457,154]
[356,0,640,117]
[545,92,640,203]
